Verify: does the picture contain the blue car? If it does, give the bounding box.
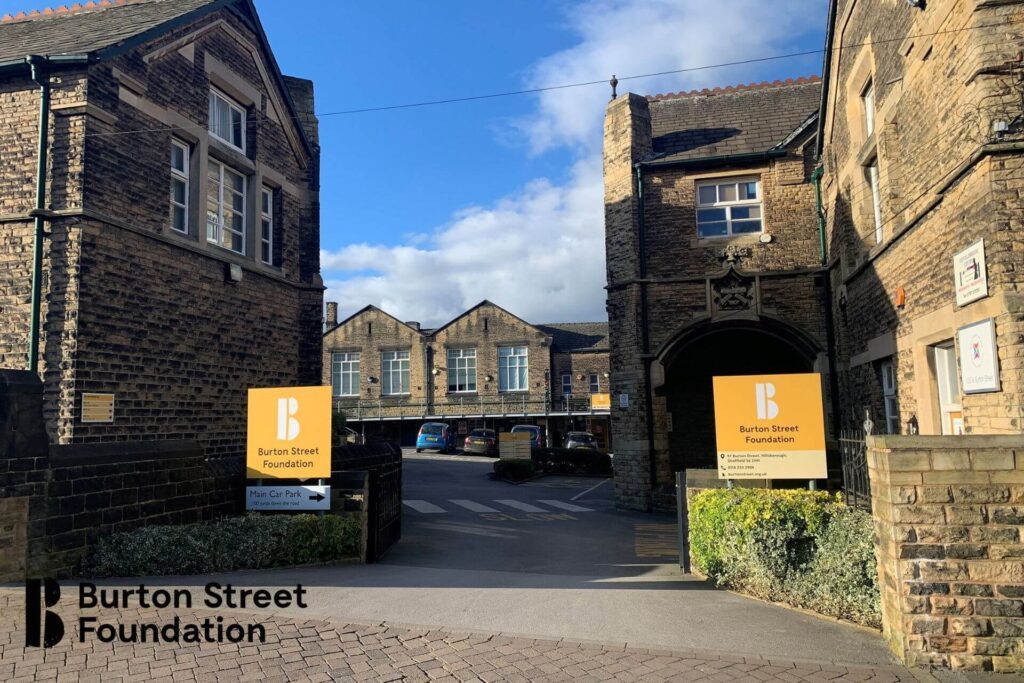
[416,422,457,453]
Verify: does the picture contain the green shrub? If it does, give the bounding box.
[689,488,880,629]
[494,458,537,482]
[84,513,361,578]
[532,447,612,476]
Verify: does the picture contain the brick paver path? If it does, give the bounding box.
[0,591,923,682]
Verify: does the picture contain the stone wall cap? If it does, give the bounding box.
[868,434,1024,449]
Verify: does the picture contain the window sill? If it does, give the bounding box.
[208,138,254,172]
[690,233,763,249]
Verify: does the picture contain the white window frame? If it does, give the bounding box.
[332,352,360,397]
[260,186,274,265]
[695,177,763,239]
[561,373,572,396]
[867,160,883,245]
[862,80,875,137]
[170,139,189,234]
[589,373,600,394]
[381,350,410,396]
[208,88,246,152]
[498,346,529,393]
[880,360,898,435]
[206,159,246,255]
[447,348,477,393]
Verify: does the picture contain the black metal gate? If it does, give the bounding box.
[840,429,871,511]
[366,455,402,563]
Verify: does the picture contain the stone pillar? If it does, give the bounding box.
[867,434,1024,673]
[326,301,339,328]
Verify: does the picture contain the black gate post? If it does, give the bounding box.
[676,471,690,573]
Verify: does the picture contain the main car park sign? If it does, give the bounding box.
[247,386,331,479]
[246,485,330,511]
[712,373,827,480]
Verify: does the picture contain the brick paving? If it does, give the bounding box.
[0,590,928,682]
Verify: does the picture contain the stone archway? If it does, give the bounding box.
[654,317,822,473]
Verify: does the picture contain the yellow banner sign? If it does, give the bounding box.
[590,393,611,410]
[247,386,331,479]
[713,373,827,480]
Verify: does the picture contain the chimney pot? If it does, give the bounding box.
[326,302,338,327]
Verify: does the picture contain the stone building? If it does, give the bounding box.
[819,0,1024,438]
[0,0,322,457]
[603,78,827,511]
[322,301,611,447]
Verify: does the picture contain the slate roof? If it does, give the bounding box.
[0,0,218,63]
[536,323,610,354]
[646,77,822,164]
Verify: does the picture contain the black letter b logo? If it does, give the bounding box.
[25,579,64,648]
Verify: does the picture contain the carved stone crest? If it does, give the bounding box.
[718,245,752,266]
[712,267,755,313]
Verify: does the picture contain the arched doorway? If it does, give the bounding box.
[656,318,821,472]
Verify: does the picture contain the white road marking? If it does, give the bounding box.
[403,500,447,514]
[571,478,610,501]
[449,499,500,513]
[495,500,547,513]
[538,500,594,512]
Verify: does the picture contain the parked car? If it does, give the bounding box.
[510,424,545,449]
[463,428,498,456]
[563,431,598,450]
[416,422,457,453]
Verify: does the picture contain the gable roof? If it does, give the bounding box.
[645,77,822,165]
[536,323,609,354]
[430,300,546,338]
[325,305,426,338]
[0,0,313,158]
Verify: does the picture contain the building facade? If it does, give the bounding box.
[820,0,1024,438]
[0,0,322,457]
[322,301,611,448]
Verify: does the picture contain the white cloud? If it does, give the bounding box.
[323,0,824,327]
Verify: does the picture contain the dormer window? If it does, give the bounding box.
[696,178,763,238]
[208,88,245,152]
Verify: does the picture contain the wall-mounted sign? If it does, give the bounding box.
[958,318,1000,394]
[590,393,611,410]
[954,239,988,307]
[246,485,330,511]
[81,393,115,423]
[618,393,629,409]
[713,374,827,480]
[247,386,331,479]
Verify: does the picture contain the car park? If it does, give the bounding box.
[563,431,598,450]
[463,428,498,456]
[416,422,457,453]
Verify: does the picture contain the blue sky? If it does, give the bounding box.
[1,0,828,325]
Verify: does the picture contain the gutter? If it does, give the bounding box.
[812,164,842,443]
[27,55,51,375]
[816,0,838,158]
[635,164,657,511]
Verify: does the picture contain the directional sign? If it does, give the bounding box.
[246,485,331,512]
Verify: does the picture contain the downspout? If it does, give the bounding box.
[636,165,657,510]
[27,55,51,375]
[813,166,842,444]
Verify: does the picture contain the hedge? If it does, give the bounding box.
[493,458,537,482]
[84,513,361,578]
[689,488,881,628]
[531,447,612,476]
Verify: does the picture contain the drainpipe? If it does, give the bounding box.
[813,165,842,443]
[27,55,51,376]
[636,165,657,510]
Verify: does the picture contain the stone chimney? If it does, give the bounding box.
[604,92,652,287]
[405,321,421,331]
[325,302,338,328]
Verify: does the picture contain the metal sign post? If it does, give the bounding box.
[675,471,691,573]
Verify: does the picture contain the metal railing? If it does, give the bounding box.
[332,393,610,420]
[840,428,871,511]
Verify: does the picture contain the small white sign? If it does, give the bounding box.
[246,485,330,511]
[954,239,988,307]
[958,318,1000,394]
[619,393,629,409]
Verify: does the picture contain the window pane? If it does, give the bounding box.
[698,222,728,238]
[262,190,270,213]
[732,220,762,234]
[172,179,186,204]
[731,206,761,220]
[231,108,243,147]
[697,185,717,204]
[171,145,185,171]
[697,208,726,222]
[172,206,186,231]
[718,183,737,202]
[261,218,271,241]
[740,182,758,200]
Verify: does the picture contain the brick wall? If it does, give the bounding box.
[867,434,1024,672]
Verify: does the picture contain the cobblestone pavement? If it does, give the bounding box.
[0,591,929,683]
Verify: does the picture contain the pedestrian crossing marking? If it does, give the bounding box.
[538,500,593,512]
[449,499,500,513]
[494,500,547,513]
[403,500,447,514]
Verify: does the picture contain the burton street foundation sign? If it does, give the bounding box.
[247,386,331,479]
[712,373,827,480]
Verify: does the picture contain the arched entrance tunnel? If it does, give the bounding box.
[657,320,819,472]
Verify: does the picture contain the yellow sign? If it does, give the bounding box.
[712,373,827,480]
[81,393,115,423]
[247,386,331,479]
[590,393,611,410]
